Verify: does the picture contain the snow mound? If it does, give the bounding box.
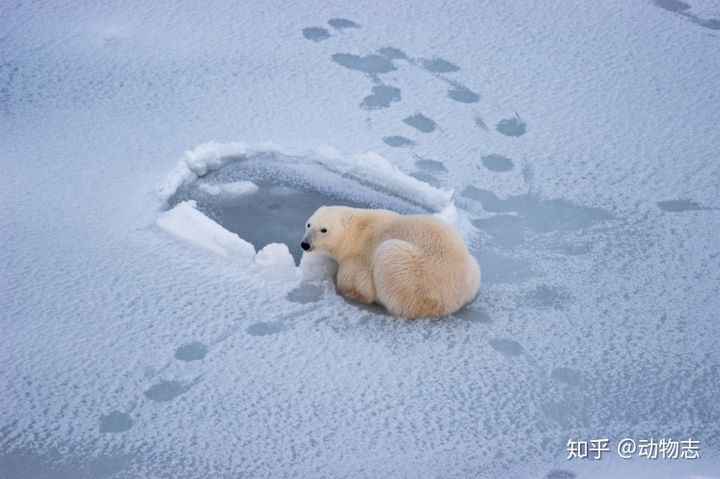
[158,142,453,212]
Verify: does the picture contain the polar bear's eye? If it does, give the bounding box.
[307,223,310,228]
[320,228,327,233]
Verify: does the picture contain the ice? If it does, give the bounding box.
[162,144,457,263]
[198,180,259,196]
[254,243,296,277]
[2,0,719,478]
[298,251,339,283]
[156,200,256,259]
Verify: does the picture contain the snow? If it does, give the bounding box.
[159,141,453,212]
[1,0,719,478]
[156,200,255,259]
[198,180,259,196]
[254,243,297,276]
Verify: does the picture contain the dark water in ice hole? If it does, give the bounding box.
[176,180,424,264]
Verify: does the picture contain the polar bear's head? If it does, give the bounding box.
[300,205,354,258]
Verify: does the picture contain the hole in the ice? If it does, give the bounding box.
[99,411,133,433]
[166,152,431,264]
[489,338,524,356]
[175,341,208,361]
[246,321,286,336]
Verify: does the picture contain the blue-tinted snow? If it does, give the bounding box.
[1,1,719,478]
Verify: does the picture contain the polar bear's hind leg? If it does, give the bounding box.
[372,239,445,318]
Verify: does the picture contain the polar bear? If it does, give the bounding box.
[300,206,480,318]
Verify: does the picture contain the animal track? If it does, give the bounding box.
[287,283,323,303]
[377,47,408,60]
[420,58,460,73]
[495,114,527,137]
[481,154,514,172]
[302,27,331,42]
[403,113,437,133]
[361,84,401,110]
[474,116,489,130]
[246,321,286,336]
[383,135,416,148]
[472,215,526,246]
[302,18,361,43]
[656,199,707,212]
[453,306,492,323]
[489,338,524,356]
[414,156,447,172]
[463,186,613,240]
[447,83,480,103]
[523,285,571,310]
[144,379,196,402]
[331,53,396,75]
[175,341,208,361]
[308,23,527,177]
[471,249,534,284]
[409,171,441,187]
[544,469,577,479]
[99,411,133,433]
[328,18,360,31]
[653,0,720,29]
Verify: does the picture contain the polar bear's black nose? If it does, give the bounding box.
[301,241,311,251]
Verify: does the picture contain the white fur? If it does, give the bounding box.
[302,206,481,318]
